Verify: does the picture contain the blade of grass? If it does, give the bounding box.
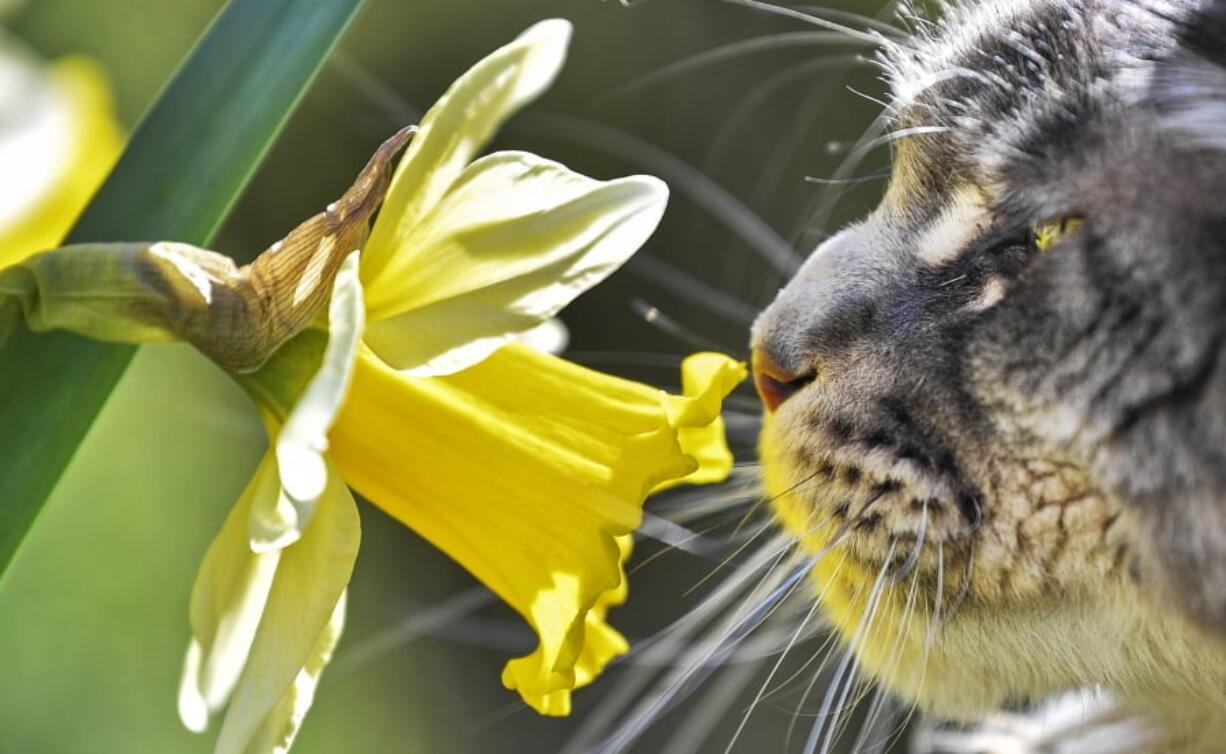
[0,0,365,578]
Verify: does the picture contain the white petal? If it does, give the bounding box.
[251,252,364,552]
[361,19,572,287]
[179,453,282,732]
[362,152,668,376]
[215,460,360,754]
[514,317,569,355]
[239,592,347,754]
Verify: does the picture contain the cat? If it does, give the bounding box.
[748,0,1226,751]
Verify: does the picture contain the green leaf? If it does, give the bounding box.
[0,0,365,579]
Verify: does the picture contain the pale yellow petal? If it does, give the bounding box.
[254,253,364,552]
[329,343,737,715]
[179,453,282,732]
[362,152,668,376]
[361,19,571,285]
[215,460,359,753]
[239,592,347,754]
[0,54,121,267]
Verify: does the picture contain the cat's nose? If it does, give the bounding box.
[752,348,814,412]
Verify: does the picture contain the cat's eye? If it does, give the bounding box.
[1030,216,1083,252]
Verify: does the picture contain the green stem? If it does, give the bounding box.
[0,0,365,579]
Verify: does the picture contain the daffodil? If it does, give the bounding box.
[0,30,122,267]
[0,18,746,753]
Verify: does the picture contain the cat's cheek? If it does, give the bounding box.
[1134,492,1226,640]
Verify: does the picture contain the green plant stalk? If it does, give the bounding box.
[0,0,365,578]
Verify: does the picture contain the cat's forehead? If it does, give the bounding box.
[879,0,1190,184]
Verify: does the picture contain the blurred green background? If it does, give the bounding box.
[0,0,892,751]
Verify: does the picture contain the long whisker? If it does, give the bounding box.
[660,653,768,753]
[804,170,891,185]
[791,4,909,37]
[852,567,921,752]
[631,298,731,352]
[518,113,803,275]
[927,542,945,647]
[561,535,791,754]
[724,583,825,752]
[703,53,865,180]
[720,0,892,47]
[791,111,889,246]
[890,498,928,582]
[638,510,731,557]
[782,554,849,749]
[806,540,898,754]
[329,587,495,676]
[600,31,872,103]
[629,255,760,325]
[941,541,975,628]
[594,554,818,754]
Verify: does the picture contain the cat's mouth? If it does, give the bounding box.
[763,405,983,544]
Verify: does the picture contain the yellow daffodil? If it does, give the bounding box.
[168,19,745,752]
[0,30,122,267]
[0,18,746,753]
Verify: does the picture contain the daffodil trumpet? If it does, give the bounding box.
[0,18,748,754]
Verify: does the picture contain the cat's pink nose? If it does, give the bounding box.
[752,349,810,413]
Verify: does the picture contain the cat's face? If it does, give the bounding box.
[751,0,1226,725]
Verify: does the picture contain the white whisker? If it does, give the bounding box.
[720,0,893,47]
[806,540,897,754]
[723,593,824,752]
[601,31,872,103]
[629,255,760,325]
[595,553,814,753]
[519,113,803,275]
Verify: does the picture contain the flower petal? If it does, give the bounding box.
[0,52,121,267]
[238,591,347,754]
[655,352,748,491]
[361,19,571,286]
[252,252,364,552]
[329,342,738,714]
[179,453,282,732]
[502,533,633,715]
[362,152,668,376]
[214,460,360,754]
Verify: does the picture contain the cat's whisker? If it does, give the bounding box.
[723,589,825,752]
[804,169,891,185]
[783,555,851,750]
[563,535,793,753]
[519,113,803,275]
[594,551,819,754]
[927,541,945,648]
[806,540,898,754]
[852,566,921,752]
[630,255,760,325]
[890,499,929,582]
[720,0,894,48]
[329,587,495,676]
[660,651,769,753]
[703,53,866,183]
[598,31,872,104]
[940,541,975,629]
[638,511,730,557]
[792,111,889,245]
[789,5,910,38]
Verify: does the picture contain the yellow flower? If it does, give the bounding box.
[174,18,747,752]
[0,31,122,267]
